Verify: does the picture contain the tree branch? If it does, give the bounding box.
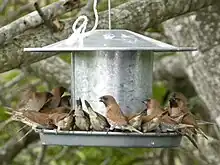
[0,131,39,165]
[0,0,218,73]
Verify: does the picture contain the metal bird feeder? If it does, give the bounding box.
[24,0,196,148]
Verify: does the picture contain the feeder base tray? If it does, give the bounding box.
[35,129,182,148]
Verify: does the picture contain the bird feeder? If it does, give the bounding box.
[24,29,196,148]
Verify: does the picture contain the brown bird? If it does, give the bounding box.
[39,106,72,114]
[168,92,208,149]
[99,95,142,134]
[59,95,71,108]
[127,109,147,130]
[84,100,110,131]
[49,110,75,131]
[11,110,55,129]
[141,98,169,133]
[17,88,54,112]
[74,98,90,131]
[169,92,208,139]
[40,86,67,110]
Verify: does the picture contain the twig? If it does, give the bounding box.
[0,0,9,13]
[35,145,47,165]
[34,2,59,32]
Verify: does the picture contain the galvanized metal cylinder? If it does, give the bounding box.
[73,51,153,116]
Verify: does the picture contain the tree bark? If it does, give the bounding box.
[163,5,220,125]
[0,0,218,73]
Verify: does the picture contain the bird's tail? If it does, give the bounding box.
[196,128,208,140]
[124,125,143,134]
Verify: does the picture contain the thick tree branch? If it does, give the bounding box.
[0,0,219,73]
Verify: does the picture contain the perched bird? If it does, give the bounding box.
[40,86,67,109]
[17,88,54,112]
[141,98,169,133]
[11,110,55,129]
[49,110,75,131]
[39,106,72,114]
[84,100,110,131]
[169,92,208,139]
[74,98,90,131]
[59,95,71,108]
[127,109,147,130]
[99,95,142,134]
[168,92,209,149]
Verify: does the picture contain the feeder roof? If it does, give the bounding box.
[24,29,196,52]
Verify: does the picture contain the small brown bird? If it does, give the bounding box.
[49,110,74,131]
[11,110,55,129]
[74,98,90,131]
[99,95,142,134]
[127,109,147,130]
[84,100,110,131]
[141,98,169,133]
[59,95,71,108]
[40,86,67,109]
[168,92,208,149]
[39,106,72,114]
[169,92,208,139]
[17,88,54,112]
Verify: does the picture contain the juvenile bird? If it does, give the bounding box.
[17,87,54,112]
[141,98,169,133]
[40,86,67,110]
[169,92,208,139]
[11,110,55,129]
[127,109,147,130]
[59,95,71,108]
[49,110,75,131]
[74,98,90,131]
[40,106,72,114]
[99,95,142,134]
[84,100,110,131]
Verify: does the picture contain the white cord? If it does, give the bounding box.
[65,0,99,46]
[108,0,111,30]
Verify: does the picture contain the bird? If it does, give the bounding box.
[11,110,55,129]
[141,98,170,133]
[39,106,72,114]
[127,109,147,130]
[49,110,75,131]
[74,98,90,131]
[17,88,54,112]
[99,95,143,134]
[169,92,208,139]
[84,100,110,131]
[168,92,209,149]
[40,86,67,110]
[59,95,71,108]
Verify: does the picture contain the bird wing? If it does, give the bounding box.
[106,104,127,125]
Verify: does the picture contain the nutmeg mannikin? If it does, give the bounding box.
[99,95,142,134]
[74,98,90,131]
[49,110,74,131]
[169,92,208,139]
[17,88,54,112]
[84,100,110,131]
[141,98,169,133]
[41,86,67,110]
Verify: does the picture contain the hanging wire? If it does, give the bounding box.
[108,0,111,30]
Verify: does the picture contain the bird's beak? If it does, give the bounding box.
[99,97,103,102]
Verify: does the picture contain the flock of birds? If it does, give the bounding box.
[2,86,209,149]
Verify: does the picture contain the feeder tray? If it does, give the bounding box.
[24,29,196,148]
[36,129,182,148]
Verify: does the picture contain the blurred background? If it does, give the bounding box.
[0,0,219,164]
